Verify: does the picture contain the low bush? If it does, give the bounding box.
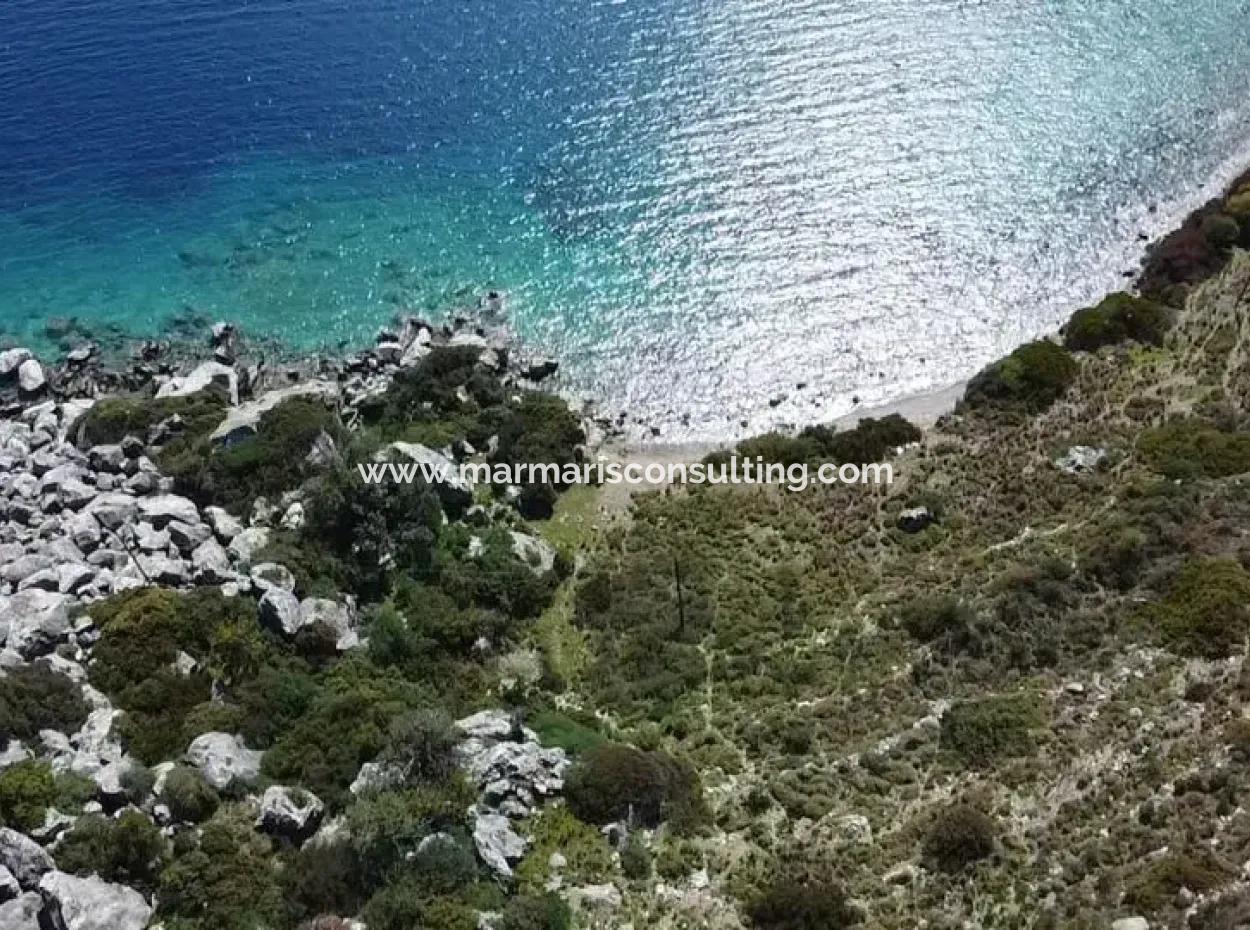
[1145,558,1250,659]
[88,587,261,763]
[515,807,613,894]
[899,597,979,653]
[1062,292,1171,351]
[747,876,861,930]
[1139,418,1250,480]
[1123,849,1232,912]
[499,894,572,930]
[166,396,344,515]
[564,743,707,832]
[963,341,1077,413]
[360,877,477,930]
[0,760,57,832]
[261,659,427,808]
[346,784,474,885]
[0,662,90,743]
[301,461,443,600]
[284,838,368,925]
[381,709,460,785]
[76,388,227,449]
[161,764,220,823]
[921,803,996,873]
[157,807,286,930]
[55,810,167,891]
[491,392,584,474]
[731,415,921,469]
[940,693,1045,767]
[620,841,653,880]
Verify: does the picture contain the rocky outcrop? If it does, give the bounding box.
[156,360,239,406]
[257,786,325,844]
[185,733,262,790]
[0,892,42,930]
[455,710,569,877]
[38,871,152,930]
[0,829,55,890]
[210,381,338,448]
[472,812,529,879]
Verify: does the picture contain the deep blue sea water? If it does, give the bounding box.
[3,0,1250,438]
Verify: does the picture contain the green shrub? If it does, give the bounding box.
[0,760,57,832]
[302,461,442,600]
[157,807,285,930]
[515,807,613,894]
[55,810,167,891]
[261,659,426,808]
[811,415,922,464]
[940,694,1045,767]
[1224,718,1250,762]
[1139,419,1250,480]
[732,416,921,468]
[161,765,220,823]
[620,841,653,880]
[0,662,90,742]
[1203,213,1242,248]
[1123,849,1232,912]
[361,877,477,930]
[346,784,474,885]
[88,587,260,763]
[499,894,572,930]
[167,396,344,515]
[530,710,607,757]
[734,433,816,467]
[1063,292,1171,351]
[921,803,996,873]
[490,393,585,475]
[381,709,460,784]
[747,877,861,930]
[564,743,707,832]
[283,837,368,925]
[1146,558,1250,659]
[77,389,227,449]
[899,597,978,651]
[963,341,1078,412]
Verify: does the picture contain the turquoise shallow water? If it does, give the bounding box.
[2,1,1250,439]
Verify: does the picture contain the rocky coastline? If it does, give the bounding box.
[0,157,1247,930]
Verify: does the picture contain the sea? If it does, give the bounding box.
[3,0,1250,439]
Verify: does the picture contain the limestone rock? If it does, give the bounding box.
[0,590,72,659]
[259,588,304,637]
[156,361,239,406]
[0,892,42,930]
[38,870,152,930]
[185,733,262,790]
[210,381,338,448]
[472,812,528,878]
[257,786,325,844]
[0,828,55,890]
[17,360,46,394]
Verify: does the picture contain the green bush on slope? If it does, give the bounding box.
[963,340,1077,412]
[1063,292,1171,351]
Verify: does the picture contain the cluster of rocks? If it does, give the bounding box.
[0,310,606,926]
[0,832,152,930]
[454,710,571,879]
[0,396,359,658]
